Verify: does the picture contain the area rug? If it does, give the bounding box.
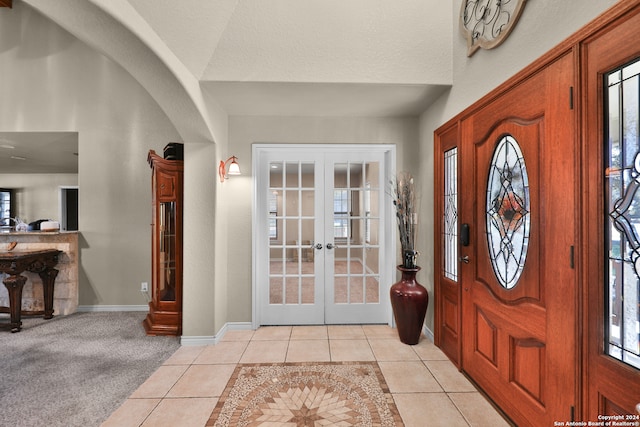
[207,361,403,426]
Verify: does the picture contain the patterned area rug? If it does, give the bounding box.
[207,361,403,426]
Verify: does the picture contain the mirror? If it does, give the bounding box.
[0,132,78,230]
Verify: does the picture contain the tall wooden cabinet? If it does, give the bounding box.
[143,148,183,336]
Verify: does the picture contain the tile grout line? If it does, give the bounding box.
[445,392,474,427]
[134,357,198,427]
[136,398,162,427]
[114,327,504,426]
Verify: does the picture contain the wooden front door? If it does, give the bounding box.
[459,52,577,426]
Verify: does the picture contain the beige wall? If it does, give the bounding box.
[0,0,623,338]
[0,3,228,338]
[418,0,618,332]
[0,4,181,308]
[225,116,419,322]
[183,142,221,336]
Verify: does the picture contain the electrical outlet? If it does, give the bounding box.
[141,282,149,293]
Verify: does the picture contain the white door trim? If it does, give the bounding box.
[252,144,396,329]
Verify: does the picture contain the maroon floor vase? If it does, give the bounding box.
[390,266,428,345]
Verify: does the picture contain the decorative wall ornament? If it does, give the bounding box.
[461,0,527,57]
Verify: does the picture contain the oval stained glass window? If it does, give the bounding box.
[486,135,530,289]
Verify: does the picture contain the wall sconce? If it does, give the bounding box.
[219,156,241,182]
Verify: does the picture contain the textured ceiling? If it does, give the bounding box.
[200,0,449,84]
[21,0,453,118]
[201,82,450,117]
[127,0,239,79]
[124,0,453,116]
[125,0,451,83]
[6,0,453,173]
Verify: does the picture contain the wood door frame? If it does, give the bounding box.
[434,122,462,367]
[251,144,397,329]
[58,185,79,231]
[434,1,640,421]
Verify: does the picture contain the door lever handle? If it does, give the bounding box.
[459,255,470,264]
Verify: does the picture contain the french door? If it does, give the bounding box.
[457,52,577,426]
[253,145,395,326]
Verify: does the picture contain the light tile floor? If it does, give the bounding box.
[101,325,510,427]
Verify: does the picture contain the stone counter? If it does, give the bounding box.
[0,232,78,316]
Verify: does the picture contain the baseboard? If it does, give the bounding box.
[180,336,216,346]
[423,325,434,342]
[74,309,253,346]
[180,321,253,346]
[180,322,427,346]
[76,305,149,312]
[74,311,430,345]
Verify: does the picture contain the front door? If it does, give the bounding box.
[459,52,577,426]
[254,145,394,326]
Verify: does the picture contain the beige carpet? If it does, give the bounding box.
[207,362,403,426]
[0,312,179,427]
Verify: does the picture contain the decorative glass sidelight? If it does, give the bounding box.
[443,148,459,281]
[486,135,531,289]
[605,58,640,370]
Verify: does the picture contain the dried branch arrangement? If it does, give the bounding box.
[391,172,419,268]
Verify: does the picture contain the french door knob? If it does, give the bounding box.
[313,243,323,250]
[326,243,336,250]
[459,255,470,264]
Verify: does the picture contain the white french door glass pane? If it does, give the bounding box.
[269,277,283,304]
[285,276,299,304]
[286,162,299,188]
[326,157,385,323]
[264,156,323,325]
[301,163,314,187]
[301,277,314,304]
[301,191,314,216]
